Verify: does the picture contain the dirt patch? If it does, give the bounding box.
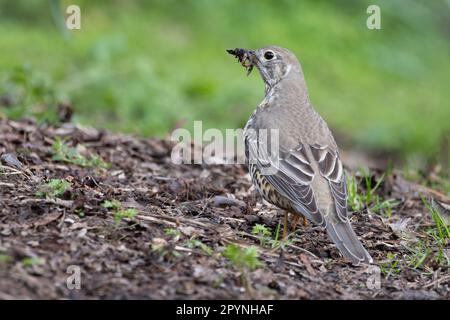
[0,119,448,299]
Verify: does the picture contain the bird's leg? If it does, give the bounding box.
[282,211,289,240]
[283,213,308,239]
[290,214,309,234]
[291,214,301,232]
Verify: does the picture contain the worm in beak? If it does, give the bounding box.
[227,48,254,76]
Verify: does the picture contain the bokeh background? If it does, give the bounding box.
[0,1,449,171]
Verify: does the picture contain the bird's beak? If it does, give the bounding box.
[226,48,255,76]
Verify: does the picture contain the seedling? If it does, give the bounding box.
[102,200,138,225]
[251,224,272,246]
[405,200,449,270]
[371,197,399,218]
[347,175,362,211]
[347,169,397,218]
[0,254,12,264]
[151,238,182,259]
[422,197,450,244]
[362,169,384,205]
[22,257,45,267]
[75,208,85,218]
[269,222,293,250]
[36,179,70,198]
[164,228,182,242]
[52,137,109,169]
[114,208,137,225]
[350,169,384,210]
[102,199,122,210]
[406,240,431,270]
[185,237,213,255]
[222,244,263,270]
[380,252,401,279]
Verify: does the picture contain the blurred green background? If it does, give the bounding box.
[0,0,449,167]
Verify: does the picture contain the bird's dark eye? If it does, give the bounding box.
[264,51,275,60]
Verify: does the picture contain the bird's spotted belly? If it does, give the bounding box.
[249,164,292,210]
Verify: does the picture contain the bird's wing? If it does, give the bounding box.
[245,131,324,225]
[309,144,373,265]
[245,132,372,264]
[310,144,348,222]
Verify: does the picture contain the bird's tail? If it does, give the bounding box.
[325,219,373,266]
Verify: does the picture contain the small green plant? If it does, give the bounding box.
[406,239,431,270]
[102,199,122,210]
[185,237,213,255]
[164,228,182,242]
[222,244,263,270]
[269,222,293,250]
[151,238,182,259]
[251,224,272,246]
[22,257,45,267]
[164,228,181,238]
[222,244,263,294]
[347,175,362,211]
[422,197,450,244]
[347,169,395,217]
[371,197,399,218]
[161,230,214,256]
[380,253,401,278]
[114,208,138,225]
[36,179,70,198]
[405,197,450,270]
[0,254,12,264]
[102,200,138,225]
[52,137,109,169]
[75,208,85,218]
[362,170,384,205]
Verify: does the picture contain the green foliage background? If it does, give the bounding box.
[0,0,449,163]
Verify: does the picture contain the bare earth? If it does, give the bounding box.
[0,119,448,299]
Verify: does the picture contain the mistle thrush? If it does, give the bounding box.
[227,46,373,266]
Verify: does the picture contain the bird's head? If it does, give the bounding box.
[227,46,301,88]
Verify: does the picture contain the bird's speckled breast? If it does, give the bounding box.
[248,163,293,211]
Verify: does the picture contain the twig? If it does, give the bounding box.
[0,182,14,188]
[138,209,216,230]
[135,214,178,229]
[423,275,450,289]
[1,165,34,179]
[18,198,74,208]
[0,165,23,174]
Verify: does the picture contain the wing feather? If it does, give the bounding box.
[310,145,348,222]
[245,131,324,225]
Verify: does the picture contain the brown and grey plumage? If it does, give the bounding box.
[228,46,373,266]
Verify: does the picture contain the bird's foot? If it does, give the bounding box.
[290,214,308,233]
[291,214,301,232]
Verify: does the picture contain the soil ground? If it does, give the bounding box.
[0,119,448,299]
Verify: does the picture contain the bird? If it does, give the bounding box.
[227,46,373,266]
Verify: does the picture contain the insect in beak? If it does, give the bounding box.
[227,48,254,76]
